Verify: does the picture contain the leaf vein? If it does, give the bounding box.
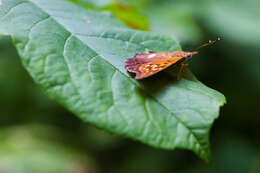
[0,0,28,19]
[24,15,50,60]
[110,71,129,133]
[144,99,163,144]
[62,34,84,109]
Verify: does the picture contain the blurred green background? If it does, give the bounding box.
[0,0,260,172]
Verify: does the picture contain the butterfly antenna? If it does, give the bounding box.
[194,37,221,51]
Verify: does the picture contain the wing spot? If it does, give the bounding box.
[151,67,159,71]
[148,54,156,58]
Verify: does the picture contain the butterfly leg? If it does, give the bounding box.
[177,63,188,80]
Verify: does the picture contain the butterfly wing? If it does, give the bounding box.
[125,54,184,80]
[136,57,184,79]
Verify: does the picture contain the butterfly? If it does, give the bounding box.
[125,38,220,80]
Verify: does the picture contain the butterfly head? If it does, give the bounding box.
[183,51,198,60]
[186,51,198,57]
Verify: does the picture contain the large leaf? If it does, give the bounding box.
[0,0,225,161]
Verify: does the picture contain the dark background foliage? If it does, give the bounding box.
[0,0,259,172]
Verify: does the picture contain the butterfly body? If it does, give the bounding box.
[125,50,198,79]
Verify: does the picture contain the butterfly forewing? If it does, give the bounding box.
[135,57,184,79]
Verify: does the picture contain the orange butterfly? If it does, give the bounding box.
[125,38,220,80]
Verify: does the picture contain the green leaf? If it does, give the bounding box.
[0,0,225,161]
